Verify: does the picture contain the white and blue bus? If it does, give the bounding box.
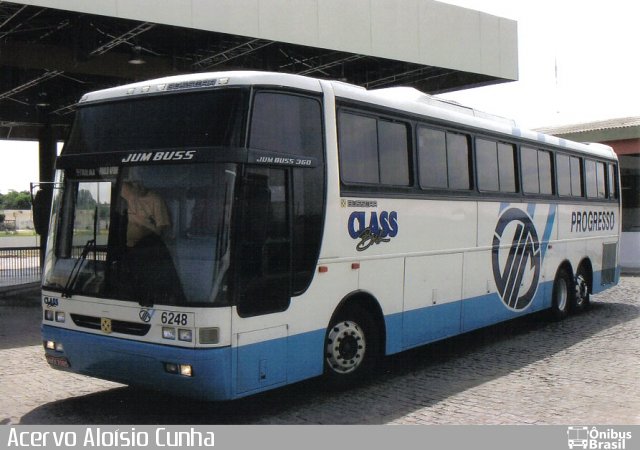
[40,71,621,401]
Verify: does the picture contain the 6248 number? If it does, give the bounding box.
[161,312,188,326]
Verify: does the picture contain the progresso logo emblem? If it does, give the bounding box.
[492,207,541,311]
[139,309,155,323]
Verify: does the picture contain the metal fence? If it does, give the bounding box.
[0,246,109,287]
[0,246,41,284]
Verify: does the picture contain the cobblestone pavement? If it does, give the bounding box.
[1,278,639,425]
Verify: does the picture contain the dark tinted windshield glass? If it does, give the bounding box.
[64,89,248,154]
[43,163,237,306]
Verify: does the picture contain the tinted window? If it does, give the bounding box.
[418,127,447,189]
[65,90,248,154]
[570,156,583,197]
[521,146,540,194]
[585,159,598,198]
[378,120,410,186]
[338,112,379,184]
[338,112,410,186]
[608,164,618,199]
[447,133,471,190]
[477,139,516,193]
[250,92,323,156]
[476,138,499,192]
[538,150,553,195]
[497,143,517,193]
[236,167,291,317]
[596,161,607,199]
[557,154,571,196]
[521,147,553,195]
[417,127,470,190]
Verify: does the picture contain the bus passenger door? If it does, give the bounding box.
[233,167,291,394]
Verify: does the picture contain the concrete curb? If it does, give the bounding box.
[0,282,40,301]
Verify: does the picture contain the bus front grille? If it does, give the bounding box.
[70,314,151,336]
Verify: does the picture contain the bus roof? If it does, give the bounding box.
[79,70,616,161]
[331,82,617,160]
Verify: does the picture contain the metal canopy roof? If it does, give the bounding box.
[0,0,518,141]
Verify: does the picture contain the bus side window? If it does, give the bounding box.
[235,167,291,317]
[608,163,618,199]
[596,161,607,199]
[250,91,325,295]
[522,147,553,195]
[557,154,572,196]
[570,156,583,197]
[585,159,598,199]
[417,126,471,191]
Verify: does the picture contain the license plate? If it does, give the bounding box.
[46,354,71,368]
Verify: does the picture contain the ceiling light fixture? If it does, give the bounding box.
[128,46,146,65]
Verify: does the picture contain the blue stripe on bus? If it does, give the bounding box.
[541,204,557,260]
[42,325,234,401]
[527,203,536,218]
[42,268,618,401]
[592,266,621,294]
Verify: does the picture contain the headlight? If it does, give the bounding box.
[179,364,193,377]
[178,329,193,342]
[44,340,64,352]
[163,362,193,377]
[162,327,176,340]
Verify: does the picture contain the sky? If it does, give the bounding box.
[0,141,40,195]
[1,0,638,194]
[437,0,640,128]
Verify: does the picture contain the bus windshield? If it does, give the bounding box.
[43,163,237,306]
[65,88,248,154]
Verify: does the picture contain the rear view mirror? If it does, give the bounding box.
[31,186,52,236]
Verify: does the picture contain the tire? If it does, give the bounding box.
[324,306,380,387]
[551,268,574,321]
[573,268,591,313]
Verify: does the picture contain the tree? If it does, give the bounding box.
[0,190,31,210]
[76,189,97,209]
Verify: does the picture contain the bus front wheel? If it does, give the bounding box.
[324,306,379,386]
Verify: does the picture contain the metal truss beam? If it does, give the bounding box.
[89,22,155,56]
[192,38,274,71]
[296,54,365,76]
[0,70,63,100]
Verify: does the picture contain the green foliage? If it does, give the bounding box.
[0,190,32,210]
[76,189,97,209]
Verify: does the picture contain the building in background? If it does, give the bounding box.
[538,117,640,273]
[0,209,34,231]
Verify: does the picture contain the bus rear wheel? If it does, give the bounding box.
[573,268,591,313]
[324,306,379,387]
[551,268,574,321]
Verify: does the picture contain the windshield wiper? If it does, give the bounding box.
[62,238,96,298]
[63,206,98,297]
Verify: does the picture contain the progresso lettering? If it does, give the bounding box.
[570,210,615,233]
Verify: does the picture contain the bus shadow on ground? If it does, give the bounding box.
[19,300,639,425]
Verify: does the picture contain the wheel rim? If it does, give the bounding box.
[326,320,366,374]
[556,278,568,312]
[575,274,589,306]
